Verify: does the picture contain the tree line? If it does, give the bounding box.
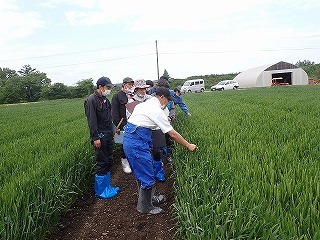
[1,61,319,104]
[0,65,95,104]
[296,60,320,80]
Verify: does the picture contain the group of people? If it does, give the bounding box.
[84,75,197,215]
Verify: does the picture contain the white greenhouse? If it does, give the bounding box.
[234,61,308,88]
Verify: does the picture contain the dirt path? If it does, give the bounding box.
[46,156,176,240]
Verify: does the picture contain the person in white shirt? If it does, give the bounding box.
[123,87,197,215]
[127,79,166,184]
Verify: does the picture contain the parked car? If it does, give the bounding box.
[181,79,205,93]
[210,80,239,91]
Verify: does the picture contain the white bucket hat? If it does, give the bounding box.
[134,79,149,89]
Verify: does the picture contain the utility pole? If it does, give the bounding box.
[155,40,160,80]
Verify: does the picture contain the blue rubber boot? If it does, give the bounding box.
[153,160,165,182]
[94,173,120,199]
[162,146,167,155]
[105,172,120,193]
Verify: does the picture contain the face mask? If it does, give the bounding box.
[136,92,145,98]
[102,89,111,96]
[159,96,167,110]
[126,88,134,94]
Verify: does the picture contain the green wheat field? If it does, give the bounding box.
[1,85,320,239]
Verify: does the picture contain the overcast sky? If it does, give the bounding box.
[1,0,319,85]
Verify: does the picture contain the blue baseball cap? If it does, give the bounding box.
[96,77,113,87]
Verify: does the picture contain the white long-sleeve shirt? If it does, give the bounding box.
[128,97,173,134]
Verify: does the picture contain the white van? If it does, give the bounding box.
[180,79,205,93]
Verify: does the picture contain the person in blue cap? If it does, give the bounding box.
[123,87,197,214]
[84,76,120,199]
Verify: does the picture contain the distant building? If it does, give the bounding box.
[234,61,308,88]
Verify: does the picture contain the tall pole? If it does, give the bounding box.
[155,40,160,80]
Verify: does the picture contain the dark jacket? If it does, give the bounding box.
[147,86,157,95]
[84,91,113,141]
[111,90,128,130]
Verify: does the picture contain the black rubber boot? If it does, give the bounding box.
[136,180,141,193]
[137,187,164,214]
[151,186,166,204]
[136,182,165,205]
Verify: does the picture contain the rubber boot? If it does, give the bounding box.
[105,172,120,192]
[162,146,167,156]
[166,146,173,163]
[153,160,165,182]
[94,173,120,199]
[136,180,141,193]
[137,187,164,214]
[151,186,166,205]
[136,181,165,205]
[121,158,132,173]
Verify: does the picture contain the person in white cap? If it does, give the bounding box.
[126,79,152,119]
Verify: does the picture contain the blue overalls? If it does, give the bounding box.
[123,122,155,189]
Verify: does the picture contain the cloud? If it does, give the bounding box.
[1,0,320,86]
[0,0,18,10]
[39,0,96,9]
[0,1,44,44]
[64,1,142,26]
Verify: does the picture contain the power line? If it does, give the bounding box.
[0,41,150,62]
[161,47,320,55]
[37,46,319,70]
[160,34,320,43]
[2,34,319,63]
[4,40,318,71]
[39,53,154,69]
